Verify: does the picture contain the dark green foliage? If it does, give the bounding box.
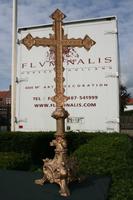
[73,134,133,200]
[0,132,55,166]
[31,133,55,165]
[120,84,130,113]
[0,131,94,167]
[0,132,133,199]
[110,178,133,200]
[0,152,31,170]
[66,131,96,154]
[0,132,53,153]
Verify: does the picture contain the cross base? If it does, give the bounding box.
[35,136,78,197]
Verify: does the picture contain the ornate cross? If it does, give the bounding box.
[21,9,95,197]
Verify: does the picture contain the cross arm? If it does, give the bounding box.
[21,33,56,50]
[63,35,96,51]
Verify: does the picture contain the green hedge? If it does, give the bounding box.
[0,152,31,170]
[0,132,55,166]
[0,132,54,153]
[1,131,133,199]
[0,131,94,166]
[73,134,133,200]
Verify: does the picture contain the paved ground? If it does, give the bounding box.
[0,170,111,200]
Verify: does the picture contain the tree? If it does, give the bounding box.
[120,84,131,113]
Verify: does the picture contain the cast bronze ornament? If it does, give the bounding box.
[21,9,95,197]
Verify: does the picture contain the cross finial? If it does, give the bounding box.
[50,9,66,20]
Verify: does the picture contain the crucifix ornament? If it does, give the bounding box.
[21,9,95,197]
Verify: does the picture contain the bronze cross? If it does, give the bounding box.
[21,9,96,197]
[21,9,95,108]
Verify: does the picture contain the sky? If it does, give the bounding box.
[0,0,133,96]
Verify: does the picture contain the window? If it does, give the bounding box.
[6,98,11,105]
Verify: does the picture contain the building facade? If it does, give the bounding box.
[124,98,133,111]
[0,86,11,131]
